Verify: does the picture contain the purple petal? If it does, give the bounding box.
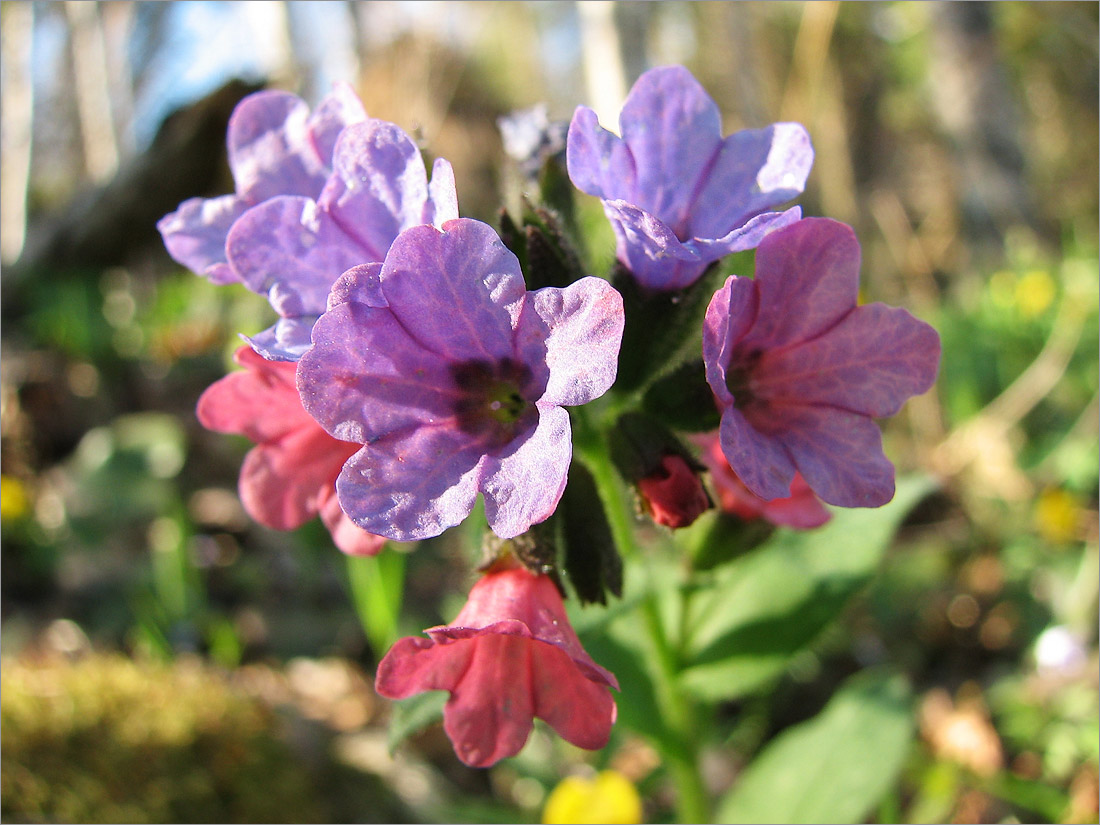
[156,194,248,283]
[703,275,759,409]
[690,124,813,238]
[297,301,461,444]
[515,277,624,407]
[336,426,485,541]
[617,65,723,233]
[226,196,369,316]
[480,405,571,538]
[565,106,636,201]
[718,405,797,501]
[228,91,326,202]
[326,263,387,310]
[320,119,433,261]
[752,303,942,417]
[601,200,707,291]
[306,81,369,165]
[688,206,803,259]
[738,217,862,353]
[244,317,318,362]
[427,157,460,226]
[379,220,526,363]
[770,405,896,508]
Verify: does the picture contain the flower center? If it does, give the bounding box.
[451,358,537,447]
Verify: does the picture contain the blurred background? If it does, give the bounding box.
[1,2,1097,822]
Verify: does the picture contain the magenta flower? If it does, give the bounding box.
[297,217,624,541]
[694,433,830,529]
[197,346,385,557]
[158,83,367,285]
[567,65,813,291]
[375,558,618,768]
[224,118,459,360]
[703,218,941,508]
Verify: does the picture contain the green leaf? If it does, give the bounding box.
[641,359,722,432]
[679,475,936,701]
[387,691,447,755]
[716,669,915,824]
[346,549,404,656]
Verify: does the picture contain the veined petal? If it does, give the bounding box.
[618,65,723,231]
[320,119,432,260]
[228,91,325,202]
[516,277,624,407]
[738,217,862,352]
[297,302,460,444]
[690,123,813,238]
[752,302,942,417]
[157,194,247,283]
[480,405,571,539]
[703,275,759,409]
[532,646,617,751]
[688,206,803,259]
[226,196,370,317]
[379,220,526,363]
[718,405,797,502]
[566,106,636,201]
[601,200,708,291]
[336,425,484,541]
[772,404,896,508]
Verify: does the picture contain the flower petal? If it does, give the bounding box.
[601,200,707,291]
[335,425,484,541]
[480,405,571,539]
[771,404,896,508]
[690,124,813,238]
[427,157,460,226]
[516,277,624,407]
[718,405,797,502]
[375,635,472,698]
[228,91,327,202]
[196,347,308,442]
[305,81,369,167]
[703,275,759,409]
[752,302,942,417]
[226,196,369,317]
[532,644,617,751]
[617,65,723,232]
[565,106,636,201]
[378,220,526,363]
[317,486,387,556]
[244,317,319,362]
[156,194,247,283]
[738,217,862,352]
[688,206,803,259]
[297,301,461,444]
[319,119,433,261]
[326,263,387,310]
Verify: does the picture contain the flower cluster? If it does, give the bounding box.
[162,65,940,768]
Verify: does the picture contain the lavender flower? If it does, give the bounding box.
[567,65,813,291]
[296,218,624,541]
[157,83,367,284]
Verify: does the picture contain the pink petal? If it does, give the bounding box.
[753,302,942,417]
[317,486,386,556]
[531,643,617,751]
[738,217,862,353]
[703,275,759,409]
[196,347,308,443]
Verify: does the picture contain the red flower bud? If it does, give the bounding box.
[637,454,711,529]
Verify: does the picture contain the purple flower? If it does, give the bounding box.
[703,218,940,508]
[296,218,624,541]
[567,65,813,291]
[157,83,367,284]
[225,119,458,360]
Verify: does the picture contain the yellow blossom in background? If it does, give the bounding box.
[543,770,643,824]
[1015,269,1056,318]
[1035,487,1082,545]
[0,475,29,522]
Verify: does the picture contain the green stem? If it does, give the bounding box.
[572,408,710,823]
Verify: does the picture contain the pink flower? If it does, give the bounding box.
[695,433,830,529]
[637,454,711,529]
[197,346,384,556]
[375,559,618,768]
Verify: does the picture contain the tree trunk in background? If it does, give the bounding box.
[1,1,35,265]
